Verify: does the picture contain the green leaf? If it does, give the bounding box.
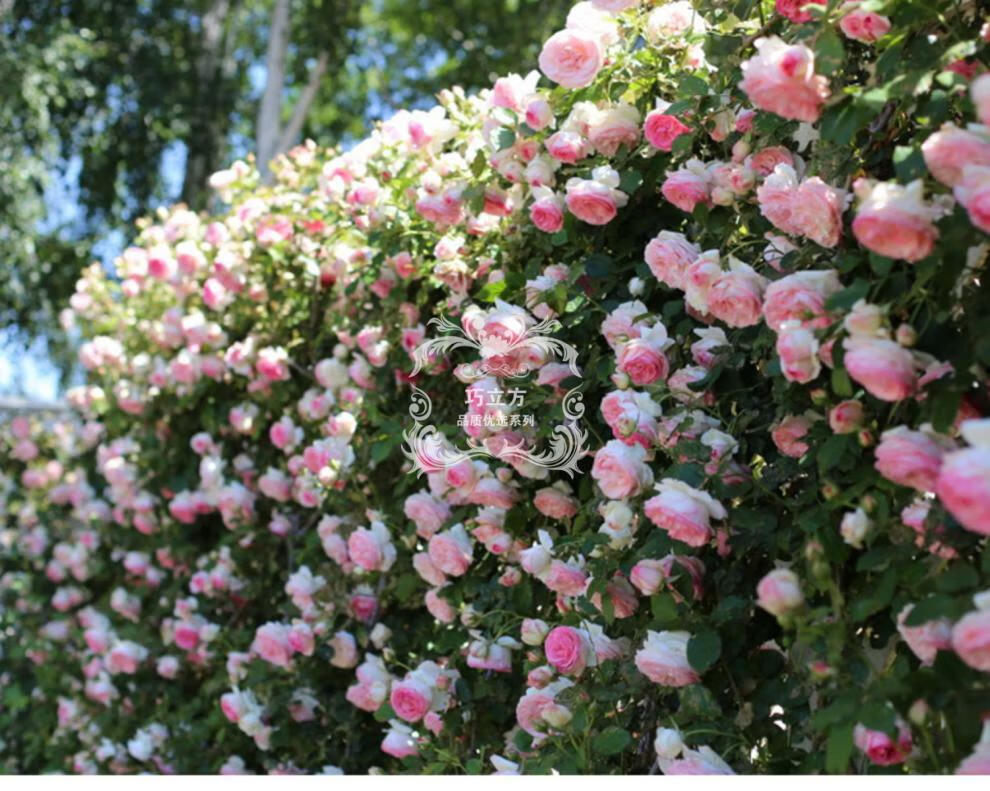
[494,127,516,150]
[619,169,643,194]
[593,726,632,756]
[584,253,613,278]
[677,74,709,97]
[651,593,678,625]
[825,723,854,774]
[893,146,926,181]
[475,279,507,302]
[825,278,870,311]
[831,367,854,397]
[814,28,845,76]
[904,593,957,626]
[858,703,896,736]
[817,434,849,475]
[373,703,396,722]
[931,388,962,434]
[935,562,978,594]
[686,629,721,674]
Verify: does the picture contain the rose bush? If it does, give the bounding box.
[3,0,990,776]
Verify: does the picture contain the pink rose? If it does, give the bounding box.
[874,426,946,491]
[854,723,913,766]
[897,604,952,666]
[644,231,700,290]
[828,400,865,434]
[775,0,824,23]
[348,528,384,571]
[954,165,990,234]
[533,486,580,520]
[644,479,726,548]
[936,446,990,536]
[587,104,641,156]
[838,9,891,42]
[630,559,666,596]
[544,626,590,676]
[662,165,711,213]
[756,569,804,616]
[428,525,473,576]
[403,492,451,538]
[852,179,939,262]
[740,37,829,122]
[952,609,990,672]
[591,440,654,499]
[772,414,811,458]
[543,560,589,597]
[565,170,627,225]
[618,338,670,385]
[707,267,765,328]
[843,337,916,402]
[644,110,691,152]
[545,131,589,163]
[635,630,699,686]
[538,28,603,89]
[922,124,990,187]
[390,678,432,722]
[530,191,565,233]
[381,725,418,759]
[973,74,990,127]
[762,270,841,331]
[776,324,821,384]
[252,622,293,669]
[748,146,794,178]
[424,588,457,623]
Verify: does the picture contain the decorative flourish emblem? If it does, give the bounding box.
[403,312,588,476]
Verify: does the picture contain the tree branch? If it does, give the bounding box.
[274,51,329,157]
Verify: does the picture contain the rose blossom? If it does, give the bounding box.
[644,102,692,152]
[390,677,432,722]
[529,187,565,233]
[538,28,603,89]
[973,73,990,127]
[775,0,824,23]
[644,231,700,291]
[762,269,841,331]
[635,630,699,686]
[838,8,891,43]
[662,159,711,213]
[897,604,952,666]
[644,479,727,548]
[739,37,830,123]
[533,485,580,520]
[776,322,821,384]
[852,179,940,262]
[874,426,947,491]
[829,400,865,434]
[756,568,804,617]
[922,124,990,187]
[427,524,474,576]
[954,165,990,234]
[706,263,766,328]
[854,722,913,766]
[772,414,812,458]
[952,607,990,672]
[935,420,990,535]
[843,337,916,402]
[617,327,672,386]
[544,626,593,676]
[591,440,654,499]
[564,166,628,225]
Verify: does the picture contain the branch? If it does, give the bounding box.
[273,51,329,157]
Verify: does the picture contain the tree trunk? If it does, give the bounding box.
[256,0,291,177]
[181,0,233,209]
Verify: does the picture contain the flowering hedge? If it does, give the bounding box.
[4,0,990,776]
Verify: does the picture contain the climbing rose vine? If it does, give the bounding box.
[3,0,990,776]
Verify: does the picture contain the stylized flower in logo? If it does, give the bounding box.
[403,304,588,476]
